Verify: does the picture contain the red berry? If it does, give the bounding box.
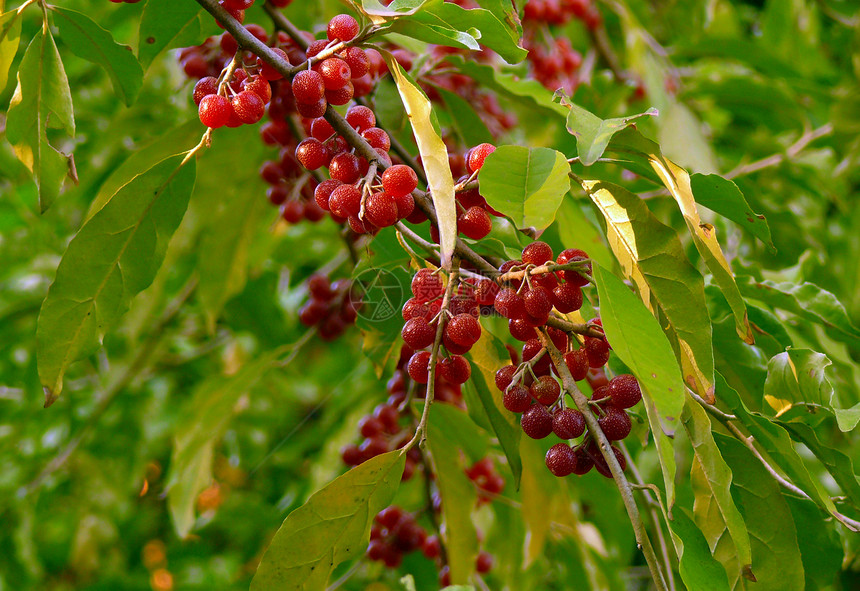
[458,206,492,240]
[522,241,553,266]
[585,337,610,368]
[318,57,352,90]
[552,283,583,313]
[439,355,471,384]
[476,551,493,573]
[327,14,360,42]
[382,165,418,197]
[257,47,289,80]
[281,200,304,223]
[509,318,538,342]
[401,317,435,350]
[328,184,361,218]
[361,127,390,151]
[310,117,335,141]
[242,76,272,104]
[411,268,443,301]
[523,287,553,320]
[552,408,586,439]
[557,248,591,286]
[198,94,232,128]
[545,443,576,477]
[292,70,325,104]
[494,288,525,319]
[295,138,331,171]
[467,143,496,172]
[521,404,553,439]
[328,152,361,183]
[392,192,415,219]
[599,406,632,441]
[345,105,376,130]
[563,349,589,381]
[407,351,431,383]
[313,179,341,211]
[422,535,441,559]
[295,98,328,118]
[530,375,560,406]
[343,46,370,78]
[495,365,518,391]
[445,314,481,348]
[192,76,218,105]
[325,81,354,106]
[503,384,532,413]
[231,90,265,124]
[607,374,642,409]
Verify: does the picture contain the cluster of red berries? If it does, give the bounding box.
[259,149,328,223]
[466,457,505,504]
[402,268,484,387]
[298,274,359,340]
[523,0,602,29]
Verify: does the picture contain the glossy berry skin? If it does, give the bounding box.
[343,46,370,78]
[257,48,289,80]
[571,447,594,475]
[503,384,532,413]
[494,288,525,319]
[401,317,435,350]
[393,192,415,219]
[589,443,627,478]
[495,364,518,391]
[552,282,583,313]
[382,165,418,197]
[326,81,354,105]
[563,349,589,381]
[362,127,391,151]
[318,57,352,90]
[411,268,443,301]
[328,184,361,218]
[445,314,481,348]
[545,443,576,477]
[458,206,492,240]
[585,337,611,368]
[310,117,335,141]
[292,70,326,104]
[521,404,553,439]
[407,351,431,383]
[231,90,264,124]
[530,375,560,406]
[598,406,632,440]
[509,318,538,342]
[467,143,496,172]
[327,14,359,42]
[328,152,361,183]
[242,76,272,104]
[193,76,218,105]
[439,355,471,384]
[553,408,586,439]
[523,287,553,320]
[313,179,341,211]
[557,248,592,286]
[345,105,375,130]
[198,94,232,128]
[522,241,553,266]
[295,138,330,170]
[365,191,398,228]
[607,374,642,408]
[295,98,327,119]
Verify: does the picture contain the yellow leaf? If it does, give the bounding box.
[382,52,457,269]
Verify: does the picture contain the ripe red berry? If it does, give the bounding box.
[557,248,591,286]
[445,314,481,348]
[313,179,341,211]
[327,14,359,42]
[361,127,391,151]
[422,535,441,559]
[458,206,492,240]
[222,0,254,9]
[365,191,398,228]
[381,165,418,197]
[407,351,431,383]
[327,152,360,183]
[476,551,493,573]
[599,406,632,441]
[439,355,471,384]
[521,404,553,439]
[589,443,627,478]
[509,318,538,342]
[411,268,443,301]
[530,375,560,406]
[467,143,496,173]
[318,57,352,90]
[545,443,576,477]
[231,90,265,124]
[607,374,642,409]
[328,184,361,218]
[345,105,376,130]
[585,336,610,368]
[522,241,553,266]
[198,94,232,128]
[295,98,328,119]
[523,286,553,320]
[310,117,335,141]
[494,288,525,319]
[392,192,415,219]
[295,138,331,171]
[401,317,436,350]
[495,364,518,391]
[552,408,586,439]
[257,47,289,80]
[292,70,325,104]
[563,349,589,381]
[193,76,218,105]
[503,384,532,413]
[343,46,370,78]
[242,76,272,104]
[326,81,354,106]
[552,283,583,313]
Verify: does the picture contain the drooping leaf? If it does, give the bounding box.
[427,406,479,584]
[5,30,75,212]
[167,347,288,538]
[736,276,860,349]
[581,179,715,401]
[37,154,196,404]
[593,264,681,503]
[0,9,22,91]
[480,146,570,231]
[52,7,143,106]
[383,53,457,268]
[715,434,805,591]
[650,157,753,344]
[554,94,658,166]
[466,331,522,487]
[667,508,731,591]
[689,173,774,250]
[686,397,753,583]
[717,373,838,518]
[251,450,406,590]
[138,0,202,68]
[783,495,844,591]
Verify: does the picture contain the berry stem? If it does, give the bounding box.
[497,260,593,284]
[537,327,669,591]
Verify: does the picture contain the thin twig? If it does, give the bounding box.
[725,124,833,179]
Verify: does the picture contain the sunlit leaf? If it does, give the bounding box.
[690,174,774,250]
[251,450,406,590]
[37,154,196,404]
[0,9,22,91]
[52,6,143,106]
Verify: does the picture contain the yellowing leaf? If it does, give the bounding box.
[650,157,753,345]
[382,52,457,268]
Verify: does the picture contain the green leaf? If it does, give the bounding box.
[715,433,805,591]
[427,402,489,463]
[593,264,681,503]
[37,154,196,404]
[392,19,480,51]
[763,348,859,431]
[52,7,143,106]
[5,30,75,212]
[479,146,570,231]
[138,0,202,69]
[167,347,288,538]
[581,179,715,401]
[554,95,657,166]
[783,496,843,591]
[685,397,753,582]
[667,508,731,591]
[716,373,838,518]
[383,53,457,268]
[427,406,479,585]
[689,174,774,250]
[736,276,860,349]
[0,9,22,92]
[466,331,522,488]
[436,87,494,147]
[251,450,406,590]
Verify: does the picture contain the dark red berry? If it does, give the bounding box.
[494,288,525,319]
[530,375,560,406]
[598,406,632,441]
[552,283,583,313]
[571,446,594,475]
[193,76,218,105]
[411,268,443,301]
[563,349,589,381]
[445,314,481,348]
[607,374,642,409]
[545,443,576,477]
[401,317,436,350]
[365,191,398,228]
[552,408,586,439]
[495,364,518,391]
[458,206,492,240]
[392,192,415,219]
[407,351,431,383]
[310,117,335,141]
[585,337,610,368]
[509,318,538,342]
[522,241,553,266]
[476,551,493,573]
[242,76,271,104]
[503,384,531,413]
[521,404,553,439]
[523,287,553,321]
[439,355,470,384]
[292,70,325,104]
